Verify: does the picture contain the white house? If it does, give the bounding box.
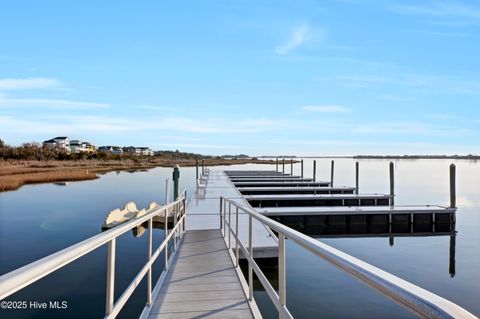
[70,140,87,153]
[69,140,96,153]
[43,137,71,153]
[135,147,154,156]
[98,146,123,155]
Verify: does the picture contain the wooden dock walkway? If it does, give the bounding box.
[147,230,256,319]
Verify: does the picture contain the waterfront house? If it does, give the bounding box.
[42,137,71,153]
[135,147,154,156]
[98,146,123,155]
[70,140,96,153]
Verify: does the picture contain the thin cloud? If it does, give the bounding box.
[423,30,469,37]
[0,77,62,90]
[390,2,480,19]
[301,105,351,113]
[0,96,110,109]
[276,23,309,55]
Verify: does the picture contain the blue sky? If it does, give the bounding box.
[1,0,479,156]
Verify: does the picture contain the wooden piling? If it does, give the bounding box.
[301,159,304,179]
[282,158,285,174]
[450,164,456,208]
[276,158,279,172]
[313,160,316,182]
[173,165,180,200]
[290,158,293,176]
[195,158,199,180]
[202,159,205,176]
[355,162,359,194]
[330,160,334,187]
[389,162,395,206]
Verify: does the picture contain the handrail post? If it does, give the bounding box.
[219,197,223,232]
[223,200,227,238]
[279,233,286,318]
[147,218,153,306]
[183,196,186,233]
[235,207,239,267]
[248,214,253,301]
[105,238,116,316]
[173,203,178,251]
[228,202,232,249]
[164,206,168,270]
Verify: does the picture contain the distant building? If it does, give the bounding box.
[122,146,154,156]
[70,140,96,153]
[98,146,123,155]
[123,146,137,154]
[43,137,70,153]
[135,147,154,156]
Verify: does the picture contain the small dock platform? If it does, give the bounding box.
[232,181,330,187]
[237,186,356,195]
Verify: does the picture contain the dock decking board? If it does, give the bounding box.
[148,230,255,319]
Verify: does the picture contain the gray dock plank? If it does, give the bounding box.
[148,230,254,319]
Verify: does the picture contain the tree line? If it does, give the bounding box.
[0,139,213,161]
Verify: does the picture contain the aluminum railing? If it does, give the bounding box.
[0,190,187,319]
[219,196,477,319]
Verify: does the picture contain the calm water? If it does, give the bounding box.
[1,159,479,318]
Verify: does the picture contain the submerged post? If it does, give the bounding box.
[173,165,180,200]
[282,158,285,174]
[449,234,456,277]
[450,163,456,208]
[389,162,395,206]
[290,158,293,176]
[301,159,304,179]
[313,160,316,182]
[355,161,359,194]
[330,160,335,186]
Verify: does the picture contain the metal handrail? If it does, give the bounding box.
[0,190,187,319]
[220,196,477,319]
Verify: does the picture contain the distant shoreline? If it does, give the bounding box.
[0,158,282,192]
[353,155,480,160]
[260,155,480,160]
